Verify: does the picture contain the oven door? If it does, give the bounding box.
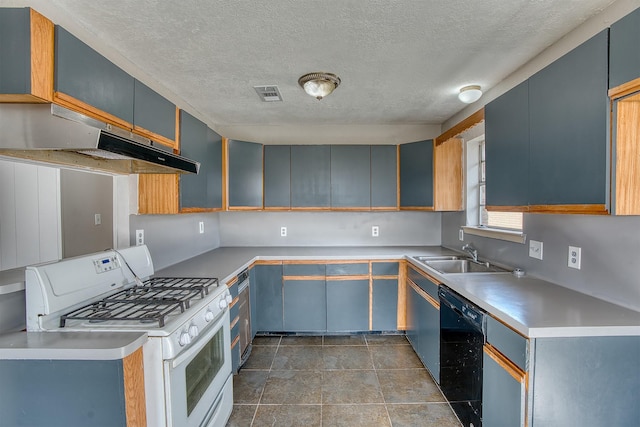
[164,310,232,427]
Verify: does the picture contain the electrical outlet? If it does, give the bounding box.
[529,240,543,260]
[135,229,144,246]
[94,213,101,225]
[372,226,379,237]
[280,226,287,237]
[459,229,464,241]
[199,221,205,234]
[568,246,581,269]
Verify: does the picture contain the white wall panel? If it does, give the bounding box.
[37,167,61,263]
[14,163,43,267]
[0,161,17,270]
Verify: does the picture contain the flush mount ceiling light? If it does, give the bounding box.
[458,85,482,104]
[298,72,341,100]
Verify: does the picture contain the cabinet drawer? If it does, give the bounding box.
[486,316,528,371]
[231,317,240,339]
[283,263,325,277]
[326,263,368,276]
[407,266,439,301]
[228,282,239,298]
[230,300,239,322]
[371,261,399,276]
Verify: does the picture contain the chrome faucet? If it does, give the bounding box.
[462,243,478,263]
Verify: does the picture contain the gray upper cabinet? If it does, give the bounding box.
[264,145,291,209]
[180,112,223,210]
[609,7,640,89]
[133,79,176,143]
[485,80,529,207]
[399,140,433,208]
[371,145,398,208]
[228,140,263,208]
[291,145,331,208]
[330,145,371,208]
[54,26,134,125]
[528,30,608,207]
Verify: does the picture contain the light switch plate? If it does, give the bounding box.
[529,240,543,260]
[199,221,205,234]
[94,213,101,225]
[459,229,464,241]
[568,246,581,269]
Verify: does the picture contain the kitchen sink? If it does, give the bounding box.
[422,259,510,274]
[412,255,468,262]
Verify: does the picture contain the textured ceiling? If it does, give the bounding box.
[8,1,619,137]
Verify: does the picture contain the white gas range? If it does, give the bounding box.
[25,245,233,427]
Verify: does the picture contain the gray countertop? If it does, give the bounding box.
[0,267,25,295]
[0,331,147,360]
[159,246,640,339]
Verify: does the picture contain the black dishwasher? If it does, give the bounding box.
[439,286,486,427]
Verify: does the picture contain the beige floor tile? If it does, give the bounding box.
[225,404,256,426]
[323,346,374,370]
[233,370,269,404]
[387,403,462,426]
[272,345,324,370]
[322,404,391,427]
[323,335,366,346]
[252,404,321,427]
[280,335,323,346]
[252,336,282,346]
[377,369,445,403]
[322,370,384,404]
[242,345,277,370]
[370,344,423,369]
[260,370,323,404]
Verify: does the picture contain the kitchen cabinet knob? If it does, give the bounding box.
[218,298,228,309]
[204,310,215,322]
[188,324,199,338]
[178,331,191,346]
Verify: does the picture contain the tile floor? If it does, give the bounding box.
[226,334,461,426]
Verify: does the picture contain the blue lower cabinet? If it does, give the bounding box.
[231,339,241,374]
[254,264,283,332]
[283,279,326,332]
[326,279,369,332]
[406,285,420,350]
[417,293,439,383]
[482,347,525,427]
[372,279,398,331]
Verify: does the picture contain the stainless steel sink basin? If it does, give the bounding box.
[421,259,510,274]
[412,255,468,262]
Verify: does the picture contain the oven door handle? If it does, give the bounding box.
[171,309,227,368]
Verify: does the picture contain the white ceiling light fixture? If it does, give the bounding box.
[298,72,341,100]
[458,85,482,104]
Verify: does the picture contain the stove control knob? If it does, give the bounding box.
[204,309,215,322]
[178,331,191,347]
[188,324,199,338]
[225,294,233,304]
[218,298,228,309]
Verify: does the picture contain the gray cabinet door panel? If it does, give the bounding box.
[485,80,530,206]
[264,145,291,208]
[372,262,399,276]
[290,145,331,207]
[179,113,223,209]
[528,30,608,205]
[372,278,398,331]
[399,140,433,207]
[133,79,176,141]
[0,8,31,94]
[254,264,283,332]
[283,279,326,332]
[482,351,523,427]
[408,267,439,301]
[486,316,527,371]
[326,263,369,276]
[228,140,263,208]
[609,7,640,89]
[326,279,369,332]
[371,145,398,208]
[406,285,420,351]
[283,263,325,276]
[55,26,134,123]
[330,145,371,208]
[417,295,439,383]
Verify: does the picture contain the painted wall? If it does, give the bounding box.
[129,213,221,270]
[218,211,441,247]
[442,212,640,311]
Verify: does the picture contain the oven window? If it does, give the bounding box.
[185,327,225,416]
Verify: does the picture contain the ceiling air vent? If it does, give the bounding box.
[254,85,283,102]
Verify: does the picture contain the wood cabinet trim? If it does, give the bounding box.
[53,91,133,130]
[399,206,435,211]
[609,77,640,100]
[435,108,484,145]
[222,137,229,210]
[397,260,407,330]
[132,124,178,151]
[325,275,370,281]
[613,92,640,215]
[123,347,147,427]
[179,207,223,213]
[408,264,440,285]
[231,335,240,347]
[407,278,440,309]
[528,204,608,214]
[29,8,54,102]
[138,174,179,214]
[433,137,463,211]
[486,205,530,212]
[282,275,325,281]
[253,260,283,266]
[484,343,527,385]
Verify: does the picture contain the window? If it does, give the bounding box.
[464,136,525,243]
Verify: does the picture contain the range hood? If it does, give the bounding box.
[0,104,200,174]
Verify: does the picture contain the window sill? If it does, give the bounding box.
[462,226,526,244]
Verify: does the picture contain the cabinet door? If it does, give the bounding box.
[254,264,283,332]
[283,279,326,332]
[264,145,291,209]
[528,30,608,207]
[54,26,134,127]
[483,346,526,427]
[406,284,420,351]
[371,145,398,208]
[228,140,263,208]
[609,7,640,89]
[133,79,176,147]
[399,140,433,208]
[179,113,223,210]
[248,267,259,340]
[417,293,440,383]
[326,279,369,332]
[290,145,331,208]
[330,145,371,208]
[372,278,398,331]
[0,8,53,103]
[485,80,530,208]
